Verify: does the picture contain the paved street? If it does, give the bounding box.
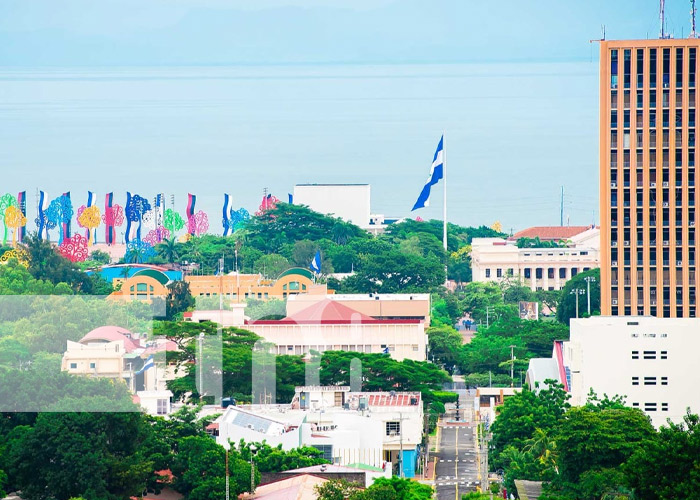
[434,389,479,500]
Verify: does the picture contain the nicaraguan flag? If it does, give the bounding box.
[136,355,155,375]
[309,250,322,274]
[412,135,444,211]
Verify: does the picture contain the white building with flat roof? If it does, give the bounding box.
[471,226,600,291]
[526,316,700,428]
[292,184,393,234]
[215,387,423,478]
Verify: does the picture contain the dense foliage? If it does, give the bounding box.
[315,477,433,500]
[556,268,600,325]
[489,385,680,500]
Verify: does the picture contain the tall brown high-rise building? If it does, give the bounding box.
[600,39,700,317]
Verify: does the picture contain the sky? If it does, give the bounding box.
[0,0,693,66]
[0,1,697,235]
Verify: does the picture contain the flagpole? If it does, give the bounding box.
[442,132,447,252]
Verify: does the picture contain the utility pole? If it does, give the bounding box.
[560,186,564,227]
[584,276,596,315]
[399,412,404,478]
[570,288,585,318]
[486,306,496,328]
[509,345,516,387]
[478,416,490,494]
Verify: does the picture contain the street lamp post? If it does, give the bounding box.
[570,288,585,318]
[250,444,258,493]
[584,276,596,315]
[222,438,231,500]
[198,332,204,400]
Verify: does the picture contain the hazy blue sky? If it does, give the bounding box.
[0,1,696,235]
[0,0,695,66]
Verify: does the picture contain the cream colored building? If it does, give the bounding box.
[61,325,175,415]
[245,299,427,361]
[471,226,600,291]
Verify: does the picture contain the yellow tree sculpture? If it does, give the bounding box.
[77,205,101,246]
[5,206,27,247]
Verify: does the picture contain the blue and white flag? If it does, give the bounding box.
[37,190,48,239]
[412,135,444,211]
[382,346,390,355]
[222,193,233,236]
[136,355,155,375]
[309,250,322,274]
[87,191,97,243]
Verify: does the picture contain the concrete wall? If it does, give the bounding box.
[294,184,371,228]
[567,316,700,427]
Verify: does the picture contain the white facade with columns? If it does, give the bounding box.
[471,228,600,291]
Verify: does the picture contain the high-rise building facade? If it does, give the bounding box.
[600,39,700,317]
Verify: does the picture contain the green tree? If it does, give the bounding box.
[253,253,291,278]
[623,410,700,500]
[22,233,112,295]
[237,442,327,473]
[427,326,463,369]
[246,203,368,254]
[340,250,444,293]
[319,351,450,401]
[549,406,655,499]
[89,250,112,265]
[171,436,256,499]
[490,383,570,471]
[5,412,153,500]
[156,237,181,264]
[315,479,363,500]
[557,268,600,324]
[166,280,195,320]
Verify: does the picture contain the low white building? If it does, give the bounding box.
[215,386,424,478]
[292,184,394,234]
[527,316,700,428]
[471,225,600,291]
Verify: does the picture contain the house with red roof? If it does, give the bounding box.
[61,325,176,415]
[245,299,426,361]
[471,225,600,293]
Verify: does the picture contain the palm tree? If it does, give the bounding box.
[157,237,180,264]
[331,222,353,245]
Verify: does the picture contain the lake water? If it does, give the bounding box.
[0,62,600,234]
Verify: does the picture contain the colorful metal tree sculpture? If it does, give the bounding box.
[4,206,27,247]
[59,234,89,263]
[255,194,279,216]
[186,210,209,237]
[47,194,73,245]
[0,248,30,267]
[77,205,101,246]
[125,240,156,264]
[102,203,124,245]
[143,227,171,246]
[0,193,18,245]
[163,208,185,236]
[125,193,151,243]
[229,208,250,232]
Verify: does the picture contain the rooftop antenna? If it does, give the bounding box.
[660,0,667,39]
[692,0,698,38]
